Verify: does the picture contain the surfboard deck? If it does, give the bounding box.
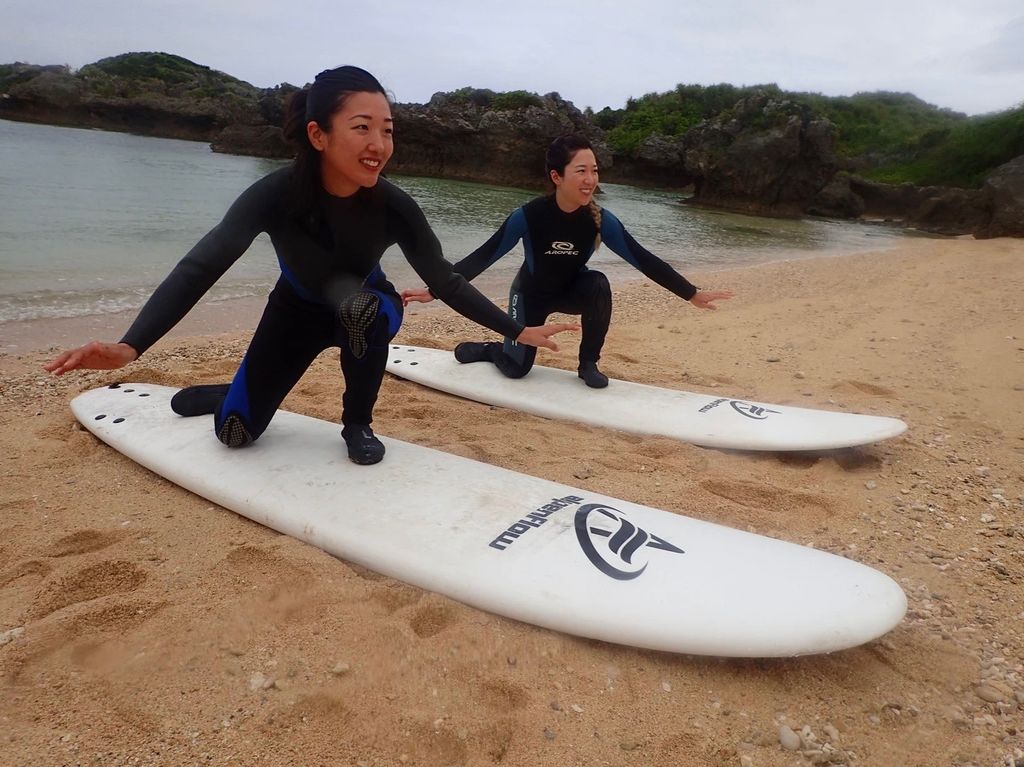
[71,383,906,657]
[385,345,907,451]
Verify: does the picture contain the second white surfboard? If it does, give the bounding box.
[386,345,906,451]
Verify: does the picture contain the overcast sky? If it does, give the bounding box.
[3,0,1021,116]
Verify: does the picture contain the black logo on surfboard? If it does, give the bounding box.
[574,504,684,580]
[729,401,781,420]
[698,397,781,420]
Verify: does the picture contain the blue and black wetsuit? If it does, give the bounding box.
[121,167,523,446]
[451,195,697,378]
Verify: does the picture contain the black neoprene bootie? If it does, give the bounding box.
[342,424,385,465]
[578,361,609,389]
[171,384,231,416]
[453,342,492,364]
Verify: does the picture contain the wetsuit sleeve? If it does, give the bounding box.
[600,210,698,300]
[450,208,528,282]
[390,191,524,339]
[119,174,277,355]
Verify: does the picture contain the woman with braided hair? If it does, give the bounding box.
[402,134,733,387]
[45,66,576,465]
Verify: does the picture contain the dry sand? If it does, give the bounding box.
[1,236,1022,766]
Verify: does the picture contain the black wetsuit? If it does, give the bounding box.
[452,195,698,377]
[121,167,523,444]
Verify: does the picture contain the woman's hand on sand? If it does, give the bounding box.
[400,287,435,306]
[516,322,580,352]
[689,290,734,310]
[44,341,138,376]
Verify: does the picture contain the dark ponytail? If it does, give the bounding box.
[546,134,602,250]
[283,66,388,219]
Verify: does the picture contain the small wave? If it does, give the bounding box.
[0,281,273,323]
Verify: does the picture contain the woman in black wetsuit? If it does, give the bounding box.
[402,134,732,388]
[45,66,576,465]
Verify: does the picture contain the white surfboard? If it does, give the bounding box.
[386,345,907,451]
[71,383,906,657]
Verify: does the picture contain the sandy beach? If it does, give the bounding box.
[1,235,1022,766]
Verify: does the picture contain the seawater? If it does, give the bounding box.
[0,118,906,324]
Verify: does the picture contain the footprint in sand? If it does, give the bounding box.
[7,598,166,687]
[265,692,354,729]
[605,351,641,364]
[67,599,166,635]
[408,603,459,638]
[370,583,424,614]
[831,380,896,397]
[479,677,531,712]
[0,559,53,590]
[402,720,469,765]
[29,560,147,620]
[700,477,832,518]
[223,544,308,582]
[47,529,122,558]
[392,403,433,420]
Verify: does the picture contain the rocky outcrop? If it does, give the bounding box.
[599,134,690,188]
[806,173,865,219]
[0,58,269,141]
[210,124,290,158]
[0,63,606,188]
[807,160,1024,238]
[600,93,843,213]
[858,179,989,235]
[680,93,840,217]
[976,155,1024,238]
[209,86,296,157]
[388,90,608,189]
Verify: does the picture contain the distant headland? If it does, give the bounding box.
[2,53,1021,237]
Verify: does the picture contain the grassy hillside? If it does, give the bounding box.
[76,52,256,102]
[592,83,776,153]
[854,104,1024,187]
[594,83,1022,188]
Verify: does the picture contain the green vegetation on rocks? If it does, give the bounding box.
[593,83,1022,189]
[77,52,256,103]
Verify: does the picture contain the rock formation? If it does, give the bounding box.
[2,56,1021,237]
[976,155,1024,238]
[679,93,840,217]
[388,89,609,189]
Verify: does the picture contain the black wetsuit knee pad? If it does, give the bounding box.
[339,292,382,359]
[217,413,254,448]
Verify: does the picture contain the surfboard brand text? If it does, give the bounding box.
[489,495,584,550]
[698,397,728,413]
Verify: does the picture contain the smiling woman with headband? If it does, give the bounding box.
[45,65,576,465]
[402,133,733,388]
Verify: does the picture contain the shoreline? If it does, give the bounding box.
[2,235,1023,766]
[1,234,905,368]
